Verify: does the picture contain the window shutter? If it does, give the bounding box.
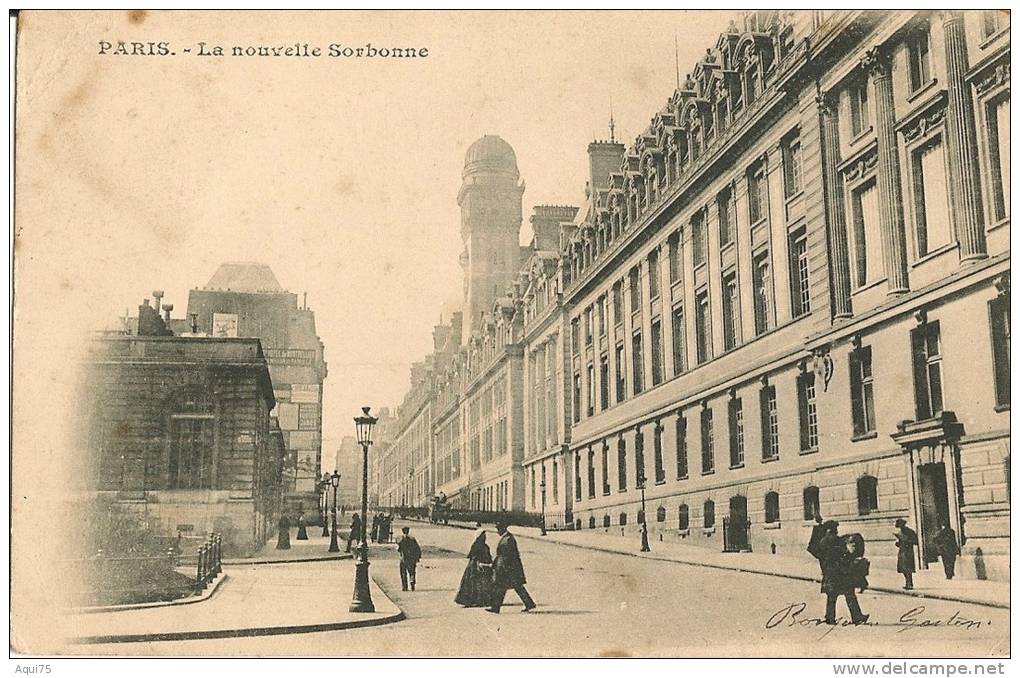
[849,351,864,435]
[911,327,931,419]
[759,388,771,457]
[797,375,810,450]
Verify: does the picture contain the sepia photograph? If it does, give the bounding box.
[8,7,1012,666]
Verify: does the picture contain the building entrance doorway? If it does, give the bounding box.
[723,495,750,552]
[918,462,950,564]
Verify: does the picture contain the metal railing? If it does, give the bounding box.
[195,533,222,589]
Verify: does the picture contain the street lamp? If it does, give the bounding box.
[539,478,547,536]
[328,470,341,552]
[321,472,331,537]
[637,472,650,552]
[350,406,378,613]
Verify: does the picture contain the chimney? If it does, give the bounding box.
[189,313,198,334]
[530,205,578,251]
[152,290,164,310]
[303,292,308,309]
[587,139,626,196]
[162,303,174,324]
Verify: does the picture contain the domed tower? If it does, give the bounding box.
[457,135,525,336]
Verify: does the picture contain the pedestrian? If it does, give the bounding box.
[371,514,381,543]
[933,522,960,580]
[397,526,423,591]
[807,516,831,576]
[276,514,291,550]
[486,519,536,614]
[817,520,868,625]
[347,512,362,553]
[455,530,494,607]
[894,518,918,590]
[296,513,308,540]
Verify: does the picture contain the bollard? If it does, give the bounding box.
[197,544,207,588]
[214,535,222,575]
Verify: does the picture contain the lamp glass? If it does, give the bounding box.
[331,470,340,488]
[354,406,378,446]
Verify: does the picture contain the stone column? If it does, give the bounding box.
[864,46,910,294]
[941,10,988,261]
[817,91,854,318]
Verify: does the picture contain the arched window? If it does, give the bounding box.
[678,504,690,530]
[603,514,611,528]
[575,518,582,530]
[656,506,667,523]
[803,485,820,521]
[857,475,879,515]
[764,491,781,524]
[588,515,596,529]
[703,499,715,528]
[619,512,628,526]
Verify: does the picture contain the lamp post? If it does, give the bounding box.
[638,472,650,552]
[328,470,341,552]
[539,479,547,536]
[350,406,377,613]
[321,473,331,537]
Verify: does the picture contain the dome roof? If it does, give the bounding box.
[463,135,518,176]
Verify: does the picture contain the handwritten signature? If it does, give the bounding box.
[765,602,990,633]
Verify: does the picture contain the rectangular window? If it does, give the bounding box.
[752,251,772,335]
[748,166,767,224]
[629,267,642,314]
[692,212,708,268]
[908,27,932,93]
[695,289,712,365]
[783,133,803,197]
[728,397,744,467]
[598,295,608,336]
[746,66,759,106]
[850,82,870,137]
[700,407,715,474]
[982,9,1008,37]
[650,318,664,386]
[599,353,610,411]
[617,438,628,491]
[571,317,580,355]
[572,372,581,424]
[615,342,626,403]
[653,424,665,484]
[760,384,780,460]
[635,430,646,487]
[672,305,687,376]
[601,444,610,495]
[722,272,739,351]
[585,306,594,346]
[613,282,624,325]
[552,460,559,503]
[586,363,595,417]
[587,449,596,498]
[718,187,735,247]
[987,97,1010,222]
[849,345,877,436]
[912,321,944,420]
[990,296,1010,408]
[790,232,810,318]
[168,417,214,489]
[648,249,661,299]
[851,180,883,287]
[912,138,952,257]
[797,372,819,452]
[574,453,582,501]
[676,415,688,479]
[632,332,644,395]
[668,232,683,284]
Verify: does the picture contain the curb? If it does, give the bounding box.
[515,533,1010,611]
[66,573,230,615]
[223,553,354,566]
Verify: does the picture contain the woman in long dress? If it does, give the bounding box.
[455,531,494,607]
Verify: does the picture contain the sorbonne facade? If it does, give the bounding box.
[379,10,1010,580]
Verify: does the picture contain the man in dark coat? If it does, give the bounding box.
[894,518,918,589]
[817,521,868,625]
[933,522,960,580]
[486,520,536,614]
[347,513,362,553]
[397,526,423,591]
[806,514,828,574]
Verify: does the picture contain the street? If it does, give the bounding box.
[82,523,1009,657]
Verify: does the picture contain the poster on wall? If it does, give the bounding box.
[212,313,239,338]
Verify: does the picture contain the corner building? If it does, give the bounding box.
[558,10,1009,580]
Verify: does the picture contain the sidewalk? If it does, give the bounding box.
[224,530,355,565]
[408,518,1009,609]
[64,556,403,645]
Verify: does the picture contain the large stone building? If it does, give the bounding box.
[186,262,328,512]
[378,10,1010,580]
[79,299,285,556]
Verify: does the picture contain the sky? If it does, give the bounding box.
[15,10,734,473]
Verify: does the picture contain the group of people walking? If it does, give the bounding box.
[454,520,536,614]
[808,514,960,625]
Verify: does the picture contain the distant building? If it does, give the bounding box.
[79,300,284,556]
[334,436,361,509]
[186,262,328,513]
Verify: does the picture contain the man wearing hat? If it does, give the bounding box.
[894,518,918,589]
[817,519,869,625]
[486,519,536,614]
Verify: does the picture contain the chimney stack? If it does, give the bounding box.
[189,313,198,334]
[152,290,164,309]
[162,303,174,324]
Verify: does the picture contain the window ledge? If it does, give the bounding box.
[729,463,745,470]
[979,26,1009,49]
[799,447,819,456]
[763,522,782,530]
[851,431,879,442]
[988,216,1010,232]
[784,189,804,206]
[618,488,628,494]
[702,527,717,536]
[906,78,938,104]
[852,275,889,295]
[602,490,611,496]
[761,455,780,464]
[676,476,688,482]
[677,528,690,537]
[994,403,1010,413]
[911,241,959,268]
[719,240,736,255]
[850,126,874,146]
[655,480,666,486]
[701,469,716,476]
